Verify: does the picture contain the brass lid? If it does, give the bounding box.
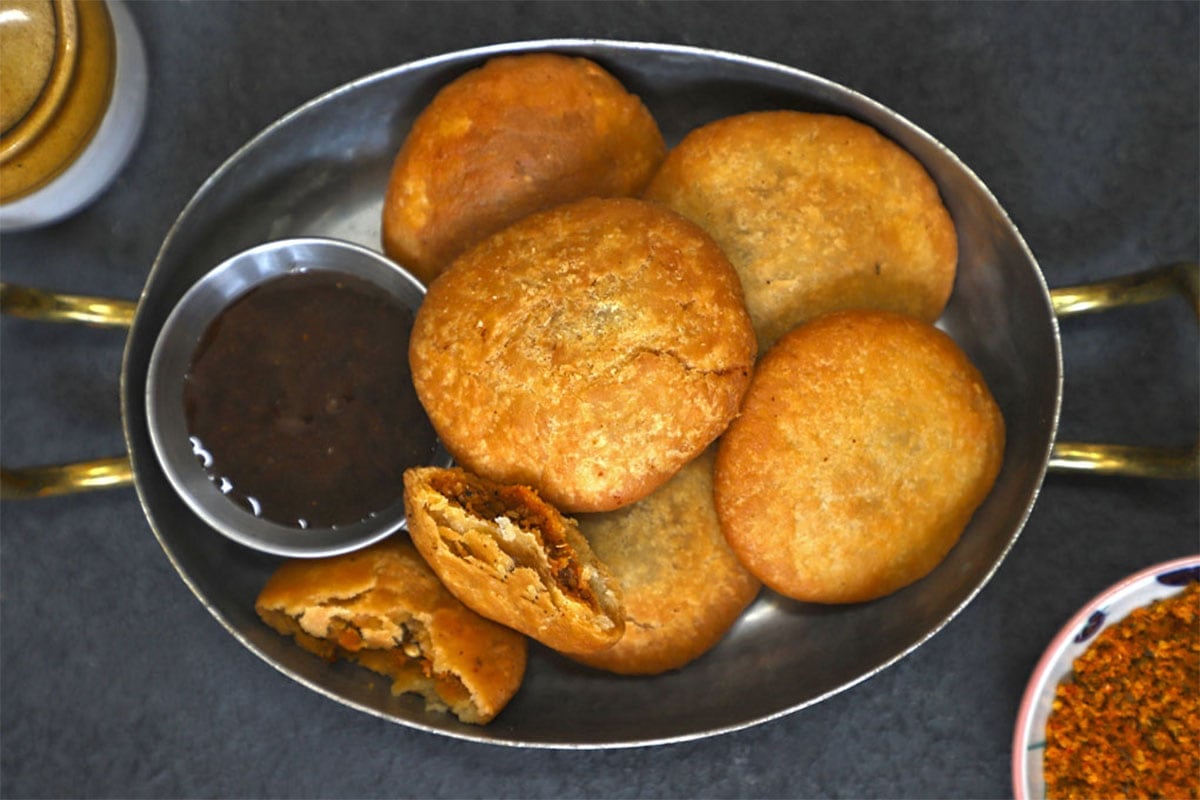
[0,0,114,203]
[0,0,63,133]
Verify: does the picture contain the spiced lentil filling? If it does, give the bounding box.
[427,471,596,607]
[1043,581,1199,800]
[258,609,470,707]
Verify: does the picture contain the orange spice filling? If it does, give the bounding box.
[429,471,595,606]
[267,610,471,709]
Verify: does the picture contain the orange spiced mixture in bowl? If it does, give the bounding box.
[1041,581,1198,799]
[1014,559,1200,800]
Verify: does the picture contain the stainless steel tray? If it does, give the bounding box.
[120,39,1059,747]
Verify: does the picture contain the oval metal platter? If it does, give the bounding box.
[121,39,1060,748]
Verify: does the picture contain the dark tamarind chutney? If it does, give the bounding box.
[182,270,436,528]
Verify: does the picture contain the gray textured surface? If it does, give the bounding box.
[1,2,1197,797]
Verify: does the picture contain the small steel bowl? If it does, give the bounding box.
[145,236,451,558]
[1012,554,1200,800]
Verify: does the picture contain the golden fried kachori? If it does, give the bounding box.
[644,110,958,351]
[409,196,757,513]
[714,309,1004,604]
[403,466,625,654]
[255,538,527,725]
[382,52,666,284]
[570,447,761,675]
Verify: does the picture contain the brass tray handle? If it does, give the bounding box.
[1,263,1196,499]
[0,282,136,328]
[1,456,134,498]
[1047,261,1199,479]
[1,283,136,499]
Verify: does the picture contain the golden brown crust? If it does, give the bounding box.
[569,447,761,675]
[382,52,666,284]
[644,110,958,352]
[254,538,526,724]
[403,466,625,654]
[714,309,1005,604]
[409,196,757,513]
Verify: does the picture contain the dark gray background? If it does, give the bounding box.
[2,1,1197,797]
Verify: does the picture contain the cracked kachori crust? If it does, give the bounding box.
[644,110,958,352]
[403,466,625,654]
[409,196,757,513]
[714,310,1005,604]
[254,538,527,725]
[381,52,666,285]
[569,447,761,675]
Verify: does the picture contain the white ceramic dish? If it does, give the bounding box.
[1012,554,1200,799]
